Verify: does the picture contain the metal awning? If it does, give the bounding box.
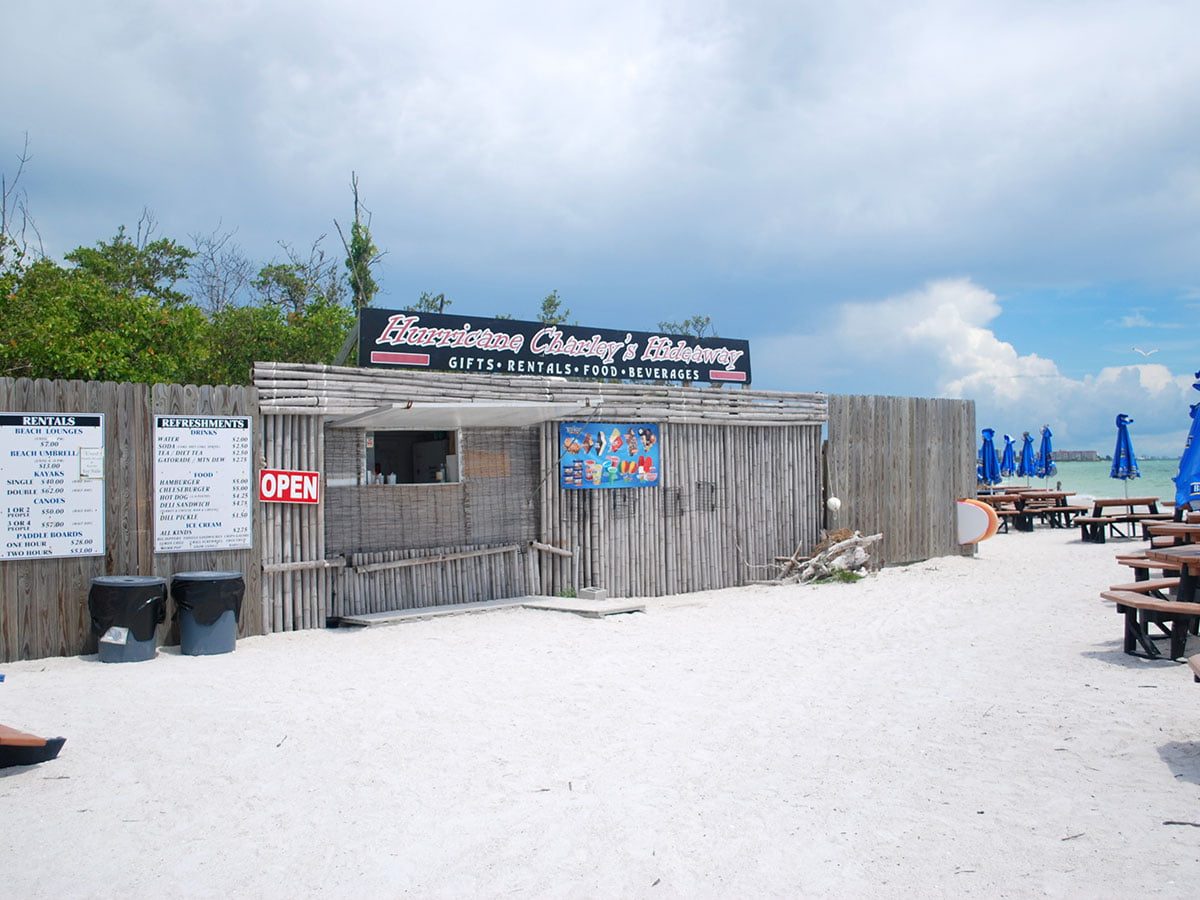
[329,400,600,430]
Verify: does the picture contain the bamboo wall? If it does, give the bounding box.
[0,378,262,662]
[260,412,331,632]
[335,544,530,616]
[254,361,828,425]
[537,422,824,597]
[825,394,976,566]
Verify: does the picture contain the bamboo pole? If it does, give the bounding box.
[353,544,522,575]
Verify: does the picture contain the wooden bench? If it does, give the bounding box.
[1116,555,1180,581]
[1138,513,1177,539]
[1043,503,1089,527]
[1108,577,1180,598]
[993,508,1026,534]
[1078,516,1119,543]
[1102,591,1200,659]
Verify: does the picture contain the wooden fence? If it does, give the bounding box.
[825,394,976,565]
[0,378,261,662]
[2,371,979,660]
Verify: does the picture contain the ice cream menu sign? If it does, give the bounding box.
[154,416,252,553]
[1,412,106,560]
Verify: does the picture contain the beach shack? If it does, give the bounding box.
[1,309,979,662]
[252,308,827,631]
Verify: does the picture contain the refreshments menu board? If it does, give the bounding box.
[1,412,106,560]
[154,416,253,553]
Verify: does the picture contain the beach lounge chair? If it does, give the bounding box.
[0,724,66,769]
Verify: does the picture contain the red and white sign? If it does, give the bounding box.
[258,468,321,504]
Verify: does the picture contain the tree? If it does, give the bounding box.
[0,256,208,383]
[203,292,354,385]
[65,212,195,308]
[253,237,345,314]
[410,291,451,313]
[537,289,573,325]
[335,172,382,309]
[657,314,714,338]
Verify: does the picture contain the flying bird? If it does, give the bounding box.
[1131,347,1159,357]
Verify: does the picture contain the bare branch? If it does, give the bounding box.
[1,133,39,265]
[135,208,159,250]
[190,223,253,314]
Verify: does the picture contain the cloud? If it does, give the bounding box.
[1117,310,1183,329]
[7,0,1200,295]
[753,278,1197,454]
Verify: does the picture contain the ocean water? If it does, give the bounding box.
[996,458,1183,504]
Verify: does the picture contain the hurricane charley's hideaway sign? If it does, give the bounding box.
[357,309,752,385]
[1,412,106,560]
[154,416,252,553]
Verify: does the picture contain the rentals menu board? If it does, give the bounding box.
[1,412,106,560]
[154,415,252,553]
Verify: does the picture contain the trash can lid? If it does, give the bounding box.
[91,575,168,587]
[171,570,244,582]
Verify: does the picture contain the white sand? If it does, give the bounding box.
[3,527,1200,897]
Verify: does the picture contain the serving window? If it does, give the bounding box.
[366,429,459,484]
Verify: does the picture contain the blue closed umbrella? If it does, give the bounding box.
[1017,431,1037,484]
[1173,370,1200,512]
[1035,425,1056,483]
[1110,413,1139,498]
[978,428,1001,486]
[1000,434,1016,478]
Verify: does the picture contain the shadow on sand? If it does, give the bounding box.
[1080,641,1189,670]
[1158,741,1200,787]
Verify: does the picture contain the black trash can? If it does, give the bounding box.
[88,576,167,663]
[171,571,244,656]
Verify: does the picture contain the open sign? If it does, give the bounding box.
[258,468,321,504]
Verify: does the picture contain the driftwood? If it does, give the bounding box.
[776,531,882,584]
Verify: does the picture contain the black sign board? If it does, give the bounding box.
[357,308,751,385]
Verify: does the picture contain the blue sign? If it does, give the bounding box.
[559,422,661,489]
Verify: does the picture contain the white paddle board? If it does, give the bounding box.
[957,498,998,544]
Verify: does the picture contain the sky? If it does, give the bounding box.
[6,1,1200,455]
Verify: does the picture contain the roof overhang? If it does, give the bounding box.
[329,400,600,430]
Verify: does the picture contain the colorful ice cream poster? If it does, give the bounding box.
[559,422,661,490]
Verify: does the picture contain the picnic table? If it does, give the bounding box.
[1077,496,1171,543]
[1103,544,1200,659]
[1145,544,1200,582]
[1018,490,1085,528]
[977,493,1034,532]
[1145,522,1200,544]
[978,490,1082,531]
